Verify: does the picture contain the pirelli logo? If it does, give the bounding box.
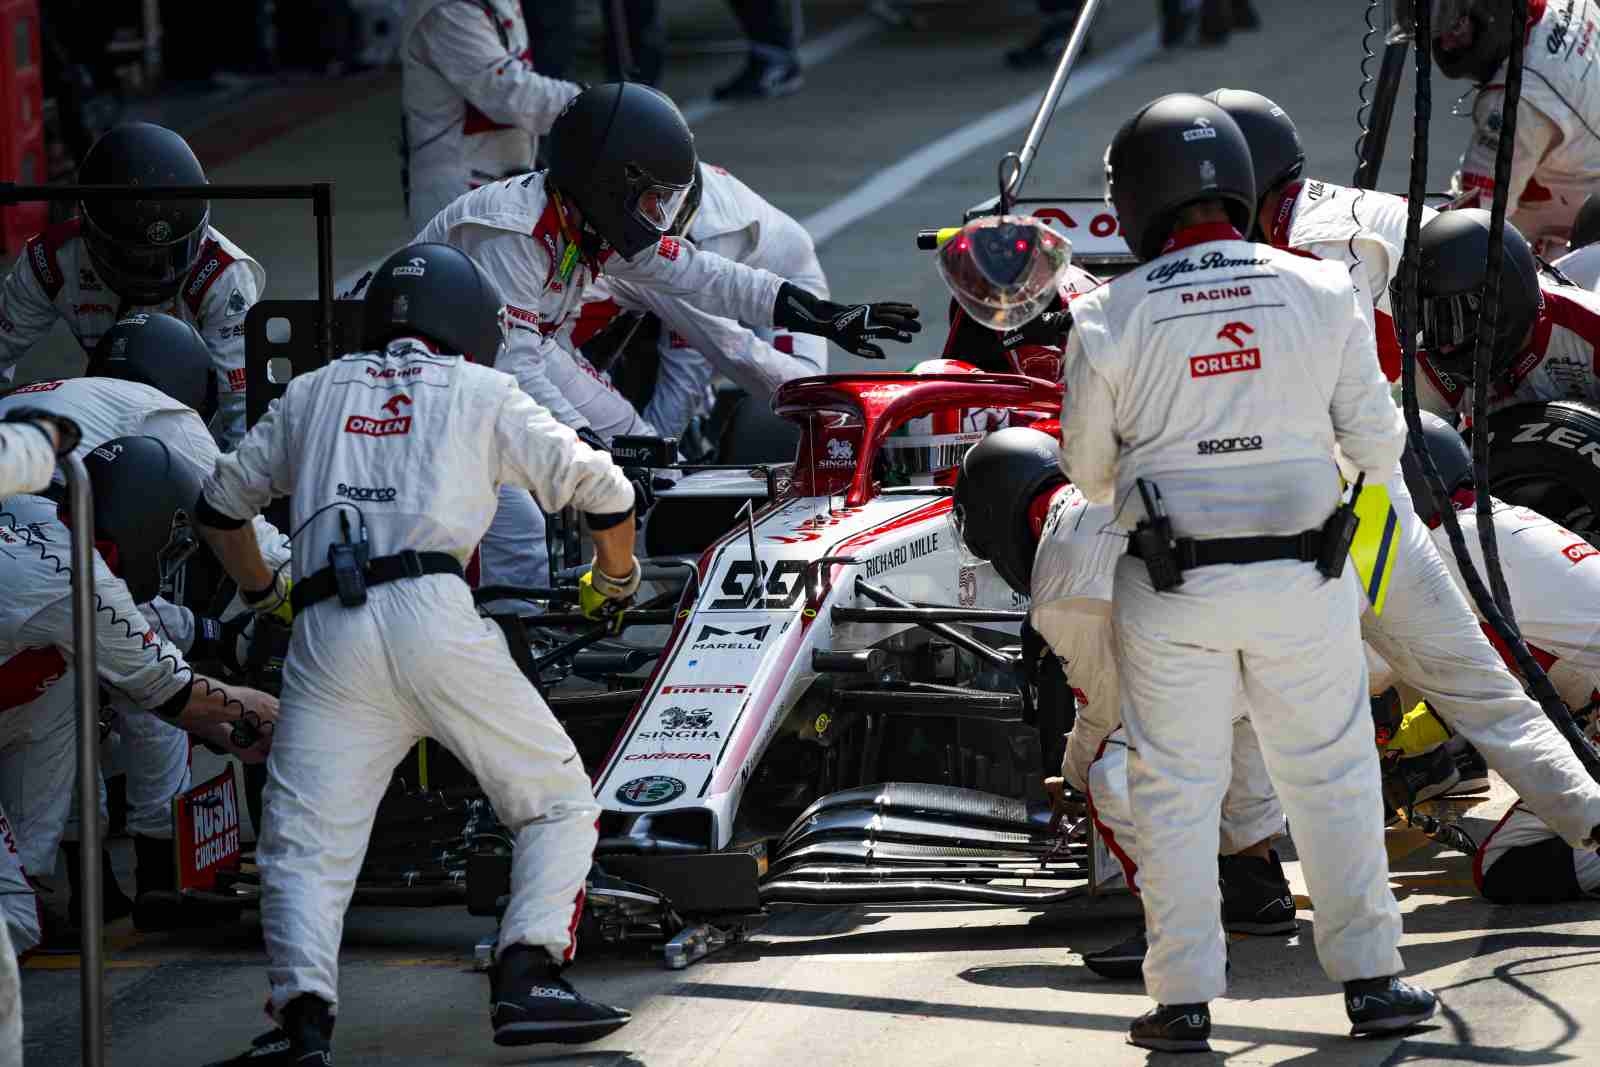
[1189,347,1261,378]
[344,415,412,436]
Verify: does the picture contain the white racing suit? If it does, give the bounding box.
[401,0,578,234]
[0,219,265,448]
[416,173,788,591]
[1452,0,1600,256]
[0,377,289,848]
[0,423,53,498]
[1268,177,1600,848]
[1414,279,1600,421]
[1555,240,1600,289]
[1060,222,1408,1006]
[1268,177,1437,383]
[1026,485,1284,892]
[0,495,194,944]
[0,815,22,1063]
[198,337,635,1014]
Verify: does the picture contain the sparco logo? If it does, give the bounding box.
[1147,250,1268,284]
[336,484,397,502]
[29,242,54,288]
[187,256,221,297]
[344,415,412,436]
[1189,348,1261,378]
[1197,435,1263,455]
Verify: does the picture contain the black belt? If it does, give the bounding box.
[1127,530,1323,570]
[291,551,464,613]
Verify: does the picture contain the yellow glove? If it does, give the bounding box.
[578,558,641,630]
[242,572,294,627]
[1384,702,1451,758]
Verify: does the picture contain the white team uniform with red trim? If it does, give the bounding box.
[1269,178,1437,382]
[0,422,53,498]
[417,172,789,592]
[1453,0,1600,255]
[200,338,634,1013]
[1554,239,1600,289]
[1025,484,1285,894]
[1416,279,1600,419]
[0,219,263,448]
[401,0,579,234]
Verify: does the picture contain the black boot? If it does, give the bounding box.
[203,994,334,1065]
[1219,850,1298,934]
[1198,0,1231,44]
[1344,976,1437,1036]
[63,843,133,924]
[489,944,631,1046]
[1160,0,1192,47]
[1128,1002,1211,1052]
[1084,928,1148,980]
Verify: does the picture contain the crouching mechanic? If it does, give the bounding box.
[0,123,264,447]
[419,82,916,591]
[1391,413,1600,904]
[0,437,276,952]
[1434,0,1600,256]
[196,243,639,1065]
[1058,93,1427,1049]
[952,429,1296,982]
[0,313,288,931]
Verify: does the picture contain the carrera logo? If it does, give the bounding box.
[1563,541,1599,564]
[187,257,222,297]
[623,751,712,761]
[344,415,412,436]
[336,483,397,502]
[1190,348,1261,378]
[1197,435,1263,455]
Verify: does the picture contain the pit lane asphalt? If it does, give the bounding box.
[20,2,1600,1063]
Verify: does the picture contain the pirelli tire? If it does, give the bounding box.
[1485,400,1600,542]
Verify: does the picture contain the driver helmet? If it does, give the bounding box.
[882,359,986,487]
[937,215,1073,332]
[951,427,1068,596]
[79,435,204,604]
[1416,209,1542,381]
[1399,411,1474,527]
[546,83,697,261]
[87,312,218,420]
[77,123,211,305]
[361,243,509,364]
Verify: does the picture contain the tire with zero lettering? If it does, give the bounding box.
[1484,400,1600,542]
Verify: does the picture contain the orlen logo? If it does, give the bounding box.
[344,415,411,436]
[1562,541,1599,565]
[10,379,64,395]
[1190,348,1261,378]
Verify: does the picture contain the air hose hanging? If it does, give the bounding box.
[1395,0,1600,780]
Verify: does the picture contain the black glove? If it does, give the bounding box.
[772,282,921,359]
[4,407,81,456]
[576,426,610,453]
[629,476,656,523]
[1000,310,1072,351]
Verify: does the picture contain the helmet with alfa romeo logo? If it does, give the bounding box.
[360,243,508,365]
[1104,93,1255,262]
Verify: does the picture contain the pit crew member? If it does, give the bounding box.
[402,0,581,233]
[0,123,264,448]
[0,313,290,929]
[196,244,638,1064]
[1414,209,1600,420]
[0,440,277,947]
[418,82,916,590]
[1435,0,1600,255]
[1059,93,1427,1049]
[1211,90,1600,835]
[953,428,1295,982]
[1387,413,1600,904]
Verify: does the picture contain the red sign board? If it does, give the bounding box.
[174,768,242,892]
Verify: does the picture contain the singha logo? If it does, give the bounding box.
[660,706,713,731]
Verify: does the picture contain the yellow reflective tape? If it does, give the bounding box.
[933,227,961,248]
[1350,482,1399,616]
[417,739,429,792]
